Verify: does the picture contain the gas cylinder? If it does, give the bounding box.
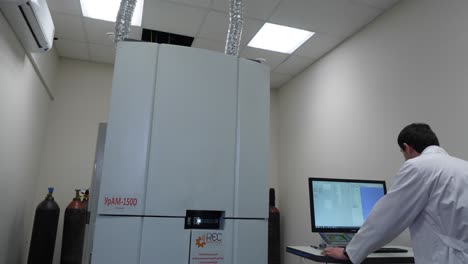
[82,189,90,226]
[27,187,60,264]
[82,189,89,210]
[60,189,87,264]
[268,188,281,264]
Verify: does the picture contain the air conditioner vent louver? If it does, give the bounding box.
[18,4,42,48]
[0,0,55,53]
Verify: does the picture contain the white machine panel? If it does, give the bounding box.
[139,218,267,264]
[91,216,142,264]
[145,46,238,216]
[233,220,268,263]
[98,42,158,215]
[235,59,270,219]
[140,218,191,263]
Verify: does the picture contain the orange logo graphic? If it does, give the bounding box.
[196,236,206,248]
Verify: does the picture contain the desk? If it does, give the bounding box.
[287,246,414,263]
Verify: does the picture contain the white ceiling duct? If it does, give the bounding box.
[114,0,137,43]
[225,0,243,57]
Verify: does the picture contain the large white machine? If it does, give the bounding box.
[89,42,270,264]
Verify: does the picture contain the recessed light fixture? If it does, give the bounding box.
[248,23,315,54]
[80,0,145,26]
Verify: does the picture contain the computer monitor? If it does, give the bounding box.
[309,177,387,233]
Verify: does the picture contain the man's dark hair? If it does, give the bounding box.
[397,123,439,153]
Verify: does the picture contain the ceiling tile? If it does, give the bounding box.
[198,11,263,46]
[293,33,343,59]
[274,55,315,76]
[47,0,398,83]
[51,12,86,42]
[351,0,401,9]
[192,37,226,53]
[142,0,208,37]
[54,39,89,60]
[270,72,293,89]
[89,44,116,64]
[46,0,82,16]
[212,0,280,20]
[168,0,212,8]
[84,18,142,45]
[269,0,381,38]
[241,46,288,69]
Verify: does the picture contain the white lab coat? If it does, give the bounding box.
[346,146,468,264]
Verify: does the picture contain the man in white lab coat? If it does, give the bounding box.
[322,123,468,263]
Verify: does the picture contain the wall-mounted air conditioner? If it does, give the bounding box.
[0,0,54,53]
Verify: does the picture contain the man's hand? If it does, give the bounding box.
[321,247,349,261]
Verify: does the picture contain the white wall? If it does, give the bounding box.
[278,0,468,263]
[0,12,53,264]
[35,59,114,264]
[270,89,280,208]
[30,48,59,97]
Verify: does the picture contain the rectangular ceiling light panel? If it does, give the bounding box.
[80,0,144,26]
[248,23,315,54]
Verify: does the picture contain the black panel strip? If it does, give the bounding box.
[99,214,266,221]
[223,217,267,220]
[99,214,186,218]
[141,28,194,46]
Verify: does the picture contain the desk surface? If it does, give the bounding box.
[287,246,414,264]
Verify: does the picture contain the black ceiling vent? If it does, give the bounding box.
[141,29,194,47]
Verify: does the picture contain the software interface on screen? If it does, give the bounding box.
[311,179,386,230]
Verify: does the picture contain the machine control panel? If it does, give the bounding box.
[185,210,224,230]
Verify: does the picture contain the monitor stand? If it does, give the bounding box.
[319,233,354,247]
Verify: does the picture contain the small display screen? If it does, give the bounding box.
[185,210,224,230]
[194,218,219,224]
[309,178,386,233]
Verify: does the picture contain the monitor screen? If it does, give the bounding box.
[309,177,387,233]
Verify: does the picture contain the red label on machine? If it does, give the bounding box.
[104,197,138,207]
[98,193,145,215]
